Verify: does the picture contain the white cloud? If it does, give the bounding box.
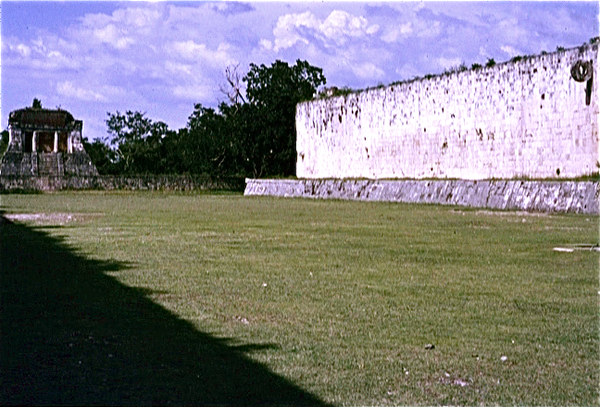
[381,22,413,43]
[259,39,273,51]
[272,11,318,51]
[437,57,462,70]
[173,84,212,100]
[417,20,442,39]
[111,6,163,28]
[478,46,491,59]
[57,81,108,102]
[497,17,529,44]
[500,45,521,58]
[92,24,135,49]
[3,1,597,135]
[271,10,379,51]
[320,10,380,43]
[395,63,421,81]
[164,61,193,76]
[5,42,32,57]
[4,36,82,71]
[165,4,206,25]
[170,40,236,68]
[17,43,32,57]
[352,62,385,80]
[56,81,127,103]
[31,38,47,54]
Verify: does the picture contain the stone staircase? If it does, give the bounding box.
[37,153,64,177]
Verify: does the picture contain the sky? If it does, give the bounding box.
[2,1,598,141]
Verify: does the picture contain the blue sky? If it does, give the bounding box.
[2,1,598,141]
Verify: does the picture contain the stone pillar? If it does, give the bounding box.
[32,131,38,153]
[7,126,22,152]
[54,131,59,153]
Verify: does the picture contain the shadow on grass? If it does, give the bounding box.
[0,214,328,406]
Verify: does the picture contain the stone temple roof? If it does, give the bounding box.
[9,108,76,128]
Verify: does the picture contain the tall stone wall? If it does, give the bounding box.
[297,43,599,180]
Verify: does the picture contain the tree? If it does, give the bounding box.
[32,98,42,109]
[219,64,246,106]
[105,111,172,174]
[184,103,240,175]
[82,137,118,175]
[101,59,327,177]
[241,59,326,176]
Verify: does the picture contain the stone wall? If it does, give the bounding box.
[245,178,599,214]
[0,175,245,193]
[297,43,599,180]
[0,152,98,177]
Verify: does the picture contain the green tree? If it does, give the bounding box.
[242,59,326,177]
[105,111,173,174]
[184,103,239,175]
[102,60,326,177]
[82,137,118,175]
[32,98,42,109]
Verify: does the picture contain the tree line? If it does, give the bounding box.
[85,60,326,178]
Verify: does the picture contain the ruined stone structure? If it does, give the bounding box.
[296,42,598,180]
[245,42,599,213]
[0,106,98,177]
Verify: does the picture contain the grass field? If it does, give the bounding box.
[1,191,598,405]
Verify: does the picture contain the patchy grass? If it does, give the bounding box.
[1,191,598,405]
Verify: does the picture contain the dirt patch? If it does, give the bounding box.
[4,213,102,225]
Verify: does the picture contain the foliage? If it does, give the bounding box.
[485,58,496,67]
[105,110,176,174]
[99,60,325,178]
[180,60,325,177]
[32,98,42,109]
[82,137,118,175]
[181,104,233,175]
[242,60,326,176]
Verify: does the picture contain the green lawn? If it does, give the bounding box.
[1,191,598,405]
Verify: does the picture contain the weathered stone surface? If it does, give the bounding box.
[297,44,599,180]
[244,179,599,214]
[0,106,99,177]
[0,175,245,192]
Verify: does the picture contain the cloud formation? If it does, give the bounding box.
[1,1,597,138]
[271,10,380,51]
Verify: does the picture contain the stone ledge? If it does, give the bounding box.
[244,179,600,214]
[0,175,246,192]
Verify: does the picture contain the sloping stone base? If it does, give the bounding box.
[0,152,98,177]
[244,179,600,214]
